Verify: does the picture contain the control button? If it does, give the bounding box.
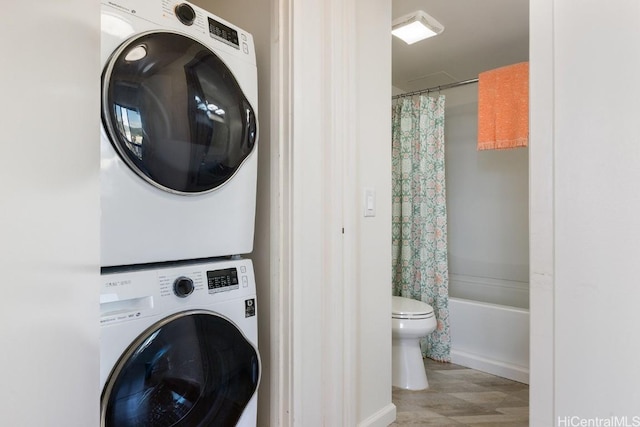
[175,3,196,26]
[241,33,247,41]
[242,276,249,288]
[174,276,195,298]
[240,266,246,273]
[242,42,249,54]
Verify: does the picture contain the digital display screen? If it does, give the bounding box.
[207,268,239,293]
[208,17,239,48]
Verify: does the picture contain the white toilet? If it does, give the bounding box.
[392,296,437,390]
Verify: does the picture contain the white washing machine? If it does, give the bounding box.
[101,0,258,267]
[100,258,260,426]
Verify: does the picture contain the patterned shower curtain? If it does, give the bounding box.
[391,95,451,362]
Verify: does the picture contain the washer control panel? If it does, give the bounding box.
[100,258,256,325]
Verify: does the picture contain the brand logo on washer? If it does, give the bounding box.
[104,279,131,288]
[245,299,256,318]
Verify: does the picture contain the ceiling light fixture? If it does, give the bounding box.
[392,10,444,45]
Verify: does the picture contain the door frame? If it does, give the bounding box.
[269,0,359,425]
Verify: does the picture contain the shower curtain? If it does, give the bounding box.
[391,95,451,362]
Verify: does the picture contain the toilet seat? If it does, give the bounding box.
[392,296,435,320]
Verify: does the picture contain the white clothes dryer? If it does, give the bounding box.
[100,257,260,427]
[101,0,258,267]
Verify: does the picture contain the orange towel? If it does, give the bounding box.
[477,62,529,150]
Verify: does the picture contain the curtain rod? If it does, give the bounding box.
[392,78,479,100]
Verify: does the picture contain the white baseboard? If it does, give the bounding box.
[357,403,397,427]
[451,349,529,384]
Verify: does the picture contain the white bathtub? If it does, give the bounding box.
[449,296,530,384]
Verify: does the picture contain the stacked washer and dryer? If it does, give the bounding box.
[100,1,260,426]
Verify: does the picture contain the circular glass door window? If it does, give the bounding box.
[102,32,257,194]
[101,311,260,427]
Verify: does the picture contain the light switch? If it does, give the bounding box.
[364,188,376,217]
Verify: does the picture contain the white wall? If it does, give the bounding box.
[444,85,529,306]
[553,0,640,417]
[284,0,393,424]
[0,2,100,426]
[530,0,640,424]
[529,0,555,422]
[355,0,394,424]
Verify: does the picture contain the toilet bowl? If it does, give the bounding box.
[392,296,437,390]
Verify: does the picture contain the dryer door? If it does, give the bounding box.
[101,311,260,427]
[102,31,257,195]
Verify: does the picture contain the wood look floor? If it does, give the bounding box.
[391,359,529,426]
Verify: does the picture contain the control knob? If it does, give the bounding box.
[174,276,195,298]
[175,3,196,26]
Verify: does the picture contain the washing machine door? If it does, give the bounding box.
[101,311,260,427]
[102,31,257,195]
